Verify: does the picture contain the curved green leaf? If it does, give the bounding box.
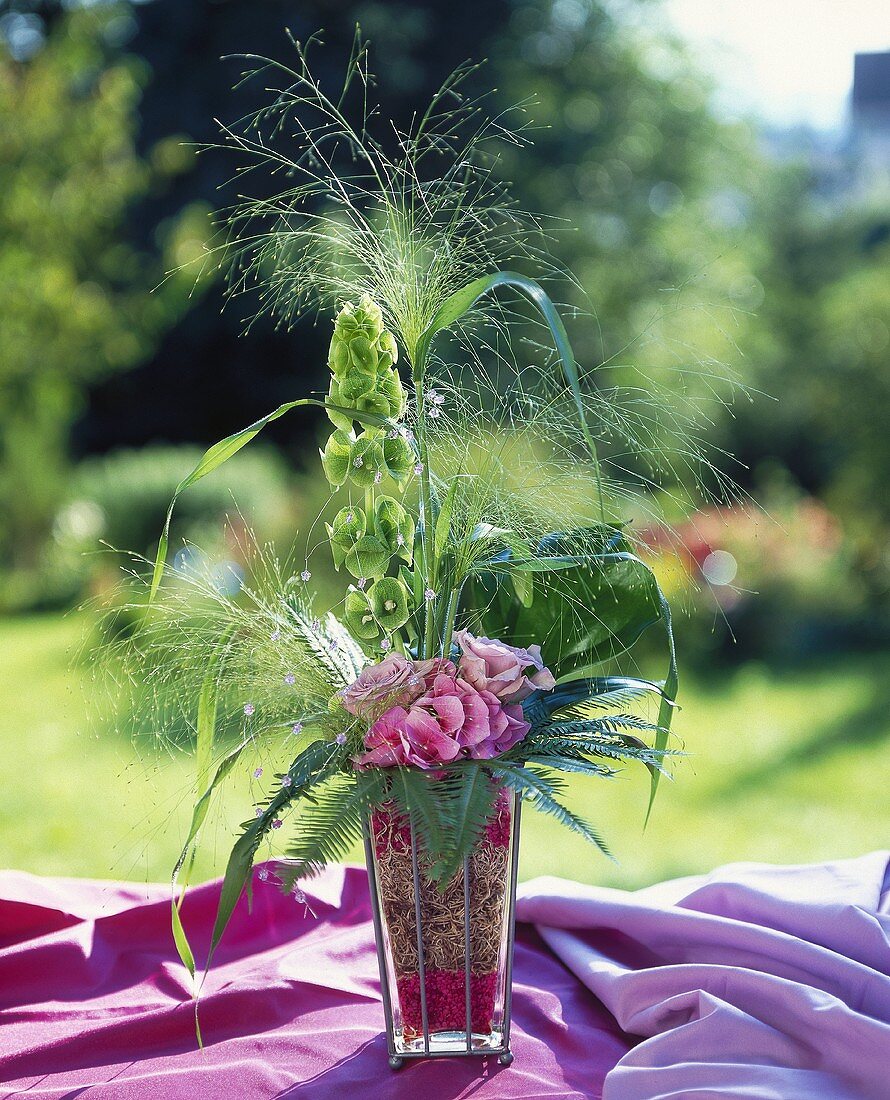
[415,270,604,511]
[171,733,252,979]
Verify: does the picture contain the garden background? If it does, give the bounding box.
[1,0,888,889]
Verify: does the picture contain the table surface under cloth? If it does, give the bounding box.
[0,851,888,1100]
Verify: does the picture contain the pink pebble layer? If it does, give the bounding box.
[397,969,499,1036]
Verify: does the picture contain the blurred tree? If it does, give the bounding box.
[489,1,768,508]
[0,3,201,575]
[730,167,890,618]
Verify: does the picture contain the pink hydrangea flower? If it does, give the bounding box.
[354,702,463,769]
[413,673,492,750]
[347,637,548,769]
[454,630,556,703]
[354,672,531,768]
[468,696,529,759]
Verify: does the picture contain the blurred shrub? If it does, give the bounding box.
[0,445,298,612]
[645,474,890,667]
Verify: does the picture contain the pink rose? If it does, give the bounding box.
[454,631,556,703]
[341,654,425,718]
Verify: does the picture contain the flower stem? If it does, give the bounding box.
[439,583,463,657]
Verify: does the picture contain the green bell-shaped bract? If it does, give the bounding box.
[338,362,377,402]
[347,333,377,374]
[378,329,398,367]
[326,377,355,432]
[325,295,406,474]
[326,506,366,569]
[374,496,414,562]
[382,434,415,482]
[331,295,385,364]
[344,588,381,641]
[321,429,354,487]
[343,534,391,579]
[328,337,351,375]
[377,369,406,419]
[348,434,385,488]
[330,505,366,546]
[355,388,392,424]
[368,576,411,632]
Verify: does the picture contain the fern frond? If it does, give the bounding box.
[280,771,385,884]
[486,761,614,860]
[522,753,616,779]
[542,714,664,737]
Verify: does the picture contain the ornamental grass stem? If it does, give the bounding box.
[414,362,439,660]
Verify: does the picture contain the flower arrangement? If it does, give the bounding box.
[114,33,736,1053]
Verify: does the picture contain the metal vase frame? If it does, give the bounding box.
[363,796,522,1069]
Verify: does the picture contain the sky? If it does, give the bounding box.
[662,0,890,131]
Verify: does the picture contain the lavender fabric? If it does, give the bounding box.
[0,852,887,1098]
[517,850,890,1099]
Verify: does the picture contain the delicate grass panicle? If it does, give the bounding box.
[109,32,737,1021]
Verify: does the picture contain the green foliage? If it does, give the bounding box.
[205,738,348,973]
[280,771,386,884]
[8,614,890,892]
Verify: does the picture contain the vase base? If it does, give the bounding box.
[394,1027,507,1057]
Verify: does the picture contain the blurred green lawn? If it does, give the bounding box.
[3,614,888,890]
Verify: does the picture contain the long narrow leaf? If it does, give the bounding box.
[170,734,252,978]
[204,740,345,968]
[648,589,677,824]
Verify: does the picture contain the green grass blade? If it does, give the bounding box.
[195,674,218,796]
[434,479,458,559]
[647,589,678,825]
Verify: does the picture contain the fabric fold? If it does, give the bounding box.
[515,851,890,1099]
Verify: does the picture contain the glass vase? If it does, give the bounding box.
[363,787,521,1068]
